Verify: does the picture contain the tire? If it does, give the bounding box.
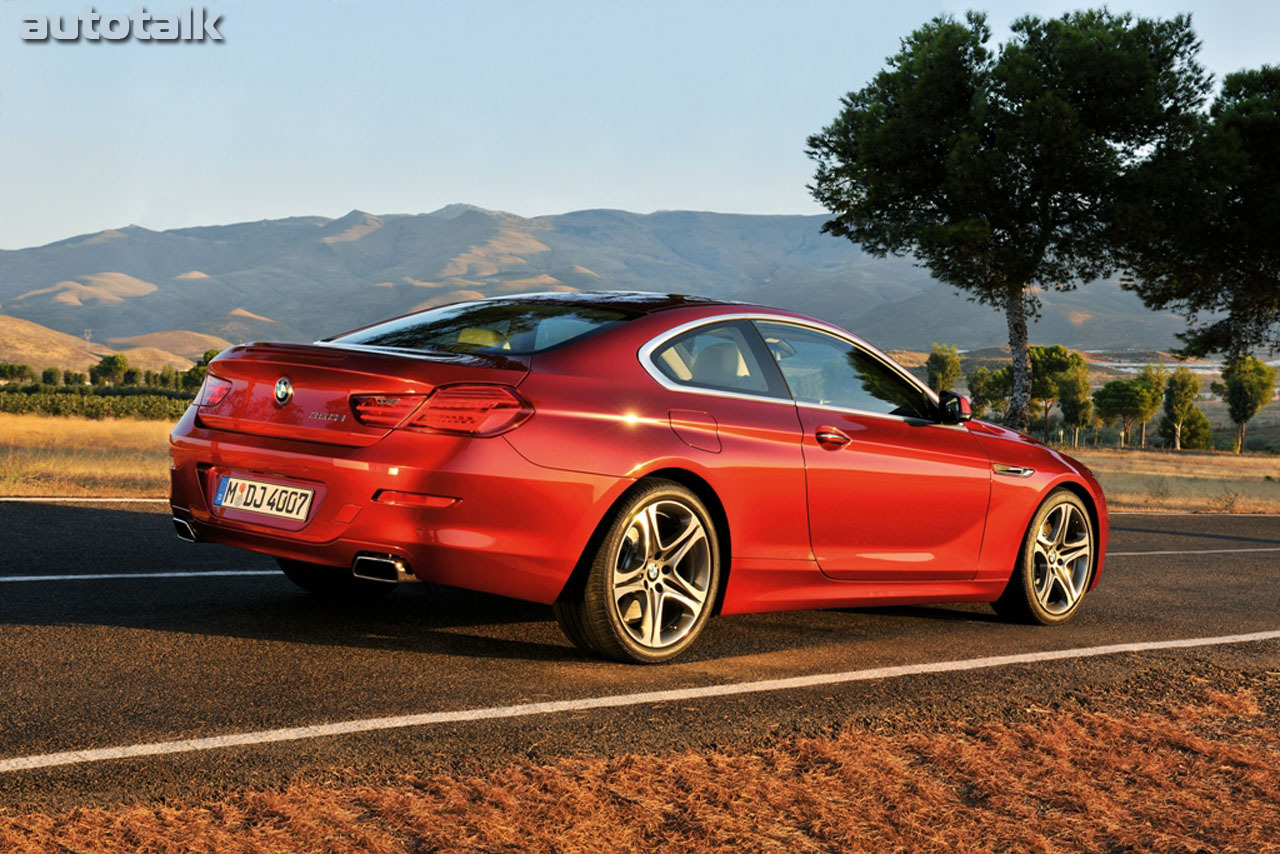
[554,479,721,663]
[993,489,1095,625]
[278,558,393,599]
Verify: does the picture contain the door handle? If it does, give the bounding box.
[815,426,851,448]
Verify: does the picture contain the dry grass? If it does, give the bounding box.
[1069,447,1280,513]
[1,687,1277,852]
[0,413,171,497]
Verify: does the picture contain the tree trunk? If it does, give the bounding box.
[1043,400,1053,441]
[1237,421,1246,453]
[1072,425,1079,448]
[1005,286,1031,433]
[1140,420,1147,449]
[1173,421,1182,452]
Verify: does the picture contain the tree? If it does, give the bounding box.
[181,365,207,391]
[0,362,35,382]
[122,368,142,386]
[90,354,129,386]
[40,367,61,385]
[1056,370,1093,448]
[1094,380,1159,448]
[1029,345,1087,439]
[1212,356,1277,452]
[1159,405,1212,450]
[966,365,1011,419]
[1133,364,1168,448]
[1117,67,1280,358]
[926,342,963,393]
[808,10,1209,431]
[1162,367,1202,450]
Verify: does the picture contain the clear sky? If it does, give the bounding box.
[1,0,1276,249]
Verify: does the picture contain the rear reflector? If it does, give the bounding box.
[372,490,458,509]
[407,384,533,437]
[350,394,426,428]
[195,374,233,408]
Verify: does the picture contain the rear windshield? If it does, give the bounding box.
[330,301,637,355]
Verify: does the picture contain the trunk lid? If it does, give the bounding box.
[197,342,530,446]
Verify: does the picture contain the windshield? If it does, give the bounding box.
[330,300,638,355]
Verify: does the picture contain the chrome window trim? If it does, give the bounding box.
[637,312,942,421]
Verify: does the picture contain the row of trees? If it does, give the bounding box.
[809,10,1279,434]
[924,343,1276,452]
[0,350,220,394]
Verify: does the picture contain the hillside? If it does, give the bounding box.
[0,315,113,371]
[0,315,190,373]
[0,206,1188,350]
[108,330,231,360]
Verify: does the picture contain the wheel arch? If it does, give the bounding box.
[553,466,734,615]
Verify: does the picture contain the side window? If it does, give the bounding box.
[753,321,934,420]
[651,322,781,397]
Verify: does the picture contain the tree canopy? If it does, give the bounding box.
[926,342,963,392]
[1117,66,1280,357]
[1212,356,1277,452]
[1093,379,1160,447]
[1162,367,1202,450]
[808,10,1209,431]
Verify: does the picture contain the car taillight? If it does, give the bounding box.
[196,374,232,407]
[406,384,533,437]
[350,394,427,428]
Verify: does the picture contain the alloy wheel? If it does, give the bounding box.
[610,498,713,650]
[1030,502,1092,616]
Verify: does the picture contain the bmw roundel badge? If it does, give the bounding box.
[273,376,294,406]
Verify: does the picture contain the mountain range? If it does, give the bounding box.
[0,205,1190,363]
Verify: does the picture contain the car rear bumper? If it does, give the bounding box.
[168,406,630,603]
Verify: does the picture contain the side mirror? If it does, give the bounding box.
[939,390,973,424]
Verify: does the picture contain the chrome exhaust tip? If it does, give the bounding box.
[172,517,198,543]
[351,554,417,584]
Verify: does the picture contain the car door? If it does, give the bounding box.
[753,320,991,581]
[643,319,811,561]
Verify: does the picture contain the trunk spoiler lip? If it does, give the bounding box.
[217,340,530,373]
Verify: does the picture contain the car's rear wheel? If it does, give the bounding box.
[278,558,393,598]
[554,480,720,663]
[994,489,1094,624]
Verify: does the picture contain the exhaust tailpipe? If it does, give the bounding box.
[352,554,417,584]
[172,517,198,543]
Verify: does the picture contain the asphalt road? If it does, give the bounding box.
[1,500,1278,808]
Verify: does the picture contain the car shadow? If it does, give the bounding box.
[1,502,1007,665]
[1109,523,1280,546]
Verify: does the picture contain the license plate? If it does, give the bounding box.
[214,475,314,522]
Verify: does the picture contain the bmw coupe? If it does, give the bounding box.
[170,292,1108,662]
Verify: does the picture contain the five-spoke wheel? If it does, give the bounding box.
[554,480,720,663]
[994,489,1095,624]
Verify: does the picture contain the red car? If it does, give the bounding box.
[170,293,1108,663]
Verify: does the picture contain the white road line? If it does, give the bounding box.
[0,497,169,503]
[1109,547,1280,556]
[2,629,1277,773]
[0,570,278,583]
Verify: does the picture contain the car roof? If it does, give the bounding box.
[481,290,737,314]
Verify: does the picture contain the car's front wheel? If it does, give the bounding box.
[994,489,1095,624]
[554,480,721,663]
